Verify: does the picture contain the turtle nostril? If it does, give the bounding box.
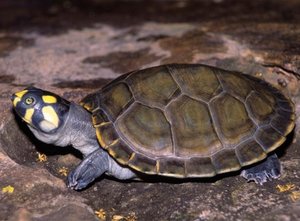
[11,94,16,101]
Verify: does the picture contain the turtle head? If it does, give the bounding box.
[11,87,70,133]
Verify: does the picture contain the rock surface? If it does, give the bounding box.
[0,0,300,220]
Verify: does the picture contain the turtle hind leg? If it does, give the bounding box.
[67,149,109,190]
[240,153,281,185]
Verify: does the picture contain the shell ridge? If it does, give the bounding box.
[213,69,227,92]
[234,137,267,167]
[254,124,285,153]
[161,112,176,156]
[114,103,141,154]
[244,90,260,127]
[166,64,184,91]
[164,105,179,157]
[207,97,226,149]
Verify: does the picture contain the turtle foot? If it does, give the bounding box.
[240,153,281,185]
[67,149,109,190]
[67,169,94,190]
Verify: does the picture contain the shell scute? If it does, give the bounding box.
[128,153,157,174]
[217,71,253,100]
[246,91,274,125]
[212,149,241,174]
[185,157,216,177]
[126,65,179,108]
[235,139,267,166]
[255,126,285,153]
[95,121,118,149]
[107,140,134,165]
[168,64,222,101]
[210,93,256,146]
[100,83,133,121]
[166,95,222,157]
[116,103,173,156]
[157,158,186,177]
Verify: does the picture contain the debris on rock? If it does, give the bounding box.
[290,191,300,202]
[36,152,47,162]
[2,185,14,194]
[58,167,69,177]
[95,208,106,220]
[276,184,296,192]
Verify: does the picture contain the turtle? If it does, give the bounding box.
[11,64,295,190]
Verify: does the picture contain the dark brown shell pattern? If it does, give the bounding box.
[81,64,295,178]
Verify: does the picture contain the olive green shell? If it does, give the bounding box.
[81,64,295,178]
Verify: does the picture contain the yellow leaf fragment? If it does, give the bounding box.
[112,215,124,221]
[255,72,263,77]
[37,153,47,162]
[290,191,300,202]
[111,212,137,221]
[125,212,137,221]
[2,185,14,193]
[95,208,106,220]
[276,183,296,192]
[58,167,69,176]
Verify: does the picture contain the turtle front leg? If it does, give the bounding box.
[67,148,109,190]
[240,153,281,185]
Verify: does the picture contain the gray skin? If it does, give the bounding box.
[29,103,136,190]
[29,102,281,190]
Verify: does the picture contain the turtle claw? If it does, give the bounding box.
[241,169,280,185]
[67,169,94,190]
[241,153,281,185]
[66,149,109,190]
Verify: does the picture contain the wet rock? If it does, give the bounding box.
[0,141,96,221]
[36,204,98,221]
[0,74,15,84]
[160,30,227,64]
[83,48,162,73]
[8,204,98,221]
[53,78,112,89]
[0,36,34,57]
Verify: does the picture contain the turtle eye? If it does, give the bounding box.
[25,97,35,105]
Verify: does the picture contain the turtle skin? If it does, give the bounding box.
[81,64,295,178]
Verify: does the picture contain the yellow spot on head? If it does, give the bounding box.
[15,90,28,99]
[24,108,34,124]
[13,96,21,107]
[39,120,57,132]
[42,106,59,129]
[42,95,57,104]
[39,105,60,132]
[13,89,28,107]
[2,185,14,193]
